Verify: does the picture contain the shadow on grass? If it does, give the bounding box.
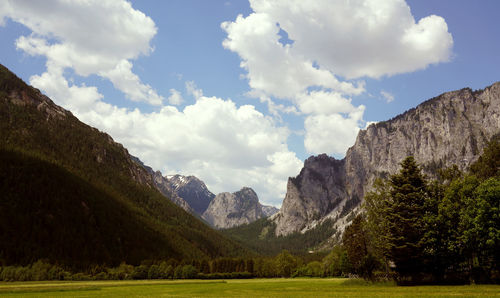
[0,285,102,294]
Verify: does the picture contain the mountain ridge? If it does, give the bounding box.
[273,81,500,237]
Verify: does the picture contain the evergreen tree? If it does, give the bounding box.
[386,156,429,283]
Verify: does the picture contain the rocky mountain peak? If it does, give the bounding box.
[167,174,215,215]
[202,187,267,229]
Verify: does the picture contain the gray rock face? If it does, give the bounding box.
[167,174,215,215]
[274,82,500,236]
[202,187,266,229]
[261,205,279,217]
[274,154,348,236]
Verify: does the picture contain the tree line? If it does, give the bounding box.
[0,251,351,281]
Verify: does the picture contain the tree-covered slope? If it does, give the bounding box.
[0,64,247,268]
[222,217,337,256]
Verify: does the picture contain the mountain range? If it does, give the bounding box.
[141,165,278,228]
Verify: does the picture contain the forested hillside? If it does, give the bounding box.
[0,64,247,269]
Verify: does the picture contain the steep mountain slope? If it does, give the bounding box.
[261,205,279,217]
[203,187,271,229]
[273,82,500,237]
[168,174,215,215]
[0,64,246,267]
[130,157,194,213]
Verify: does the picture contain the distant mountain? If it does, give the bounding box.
[167,174,215,215]
[273,82,500,238]
[162,174,278,226]
[202,187,275,229]
[130,157,194,213]
[0,64,246,267]
[261,205,279,217]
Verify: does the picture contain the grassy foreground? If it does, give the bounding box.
[0,278,499,297]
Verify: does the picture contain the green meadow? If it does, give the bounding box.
[0,278,499,297]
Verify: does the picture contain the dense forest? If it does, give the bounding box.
[222,217,338,256]
[0,64,247,269]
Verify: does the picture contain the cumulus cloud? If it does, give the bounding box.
[100,60,164,105]
[77,91,302,206]
[248,0,453,79]
[5,0,162,105]
[221,13,364,99]
[304,106,365,155]
[167,89,184,106]
[222,0,453,156]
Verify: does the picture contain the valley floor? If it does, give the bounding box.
[0,278,498,297]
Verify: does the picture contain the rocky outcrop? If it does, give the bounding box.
[167,175,215,215]
[273,154,348,236]
[202,187,267,229]
[274,82,500,236]
[261,205,279,217]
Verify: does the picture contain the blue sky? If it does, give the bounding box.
[1,0,499,206]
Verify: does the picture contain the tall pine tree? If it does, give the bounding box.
[386,156,429,283]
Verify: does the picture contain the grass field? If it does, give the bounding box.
[0,278,499,297]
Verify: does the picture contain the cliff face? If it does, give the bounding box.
[202,187,266,229]
[274,82,500,236]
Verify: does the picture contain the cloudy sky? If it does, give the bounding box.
[1,0,499,207]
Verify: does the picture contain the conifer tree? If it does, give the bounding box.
[386,156,428,283]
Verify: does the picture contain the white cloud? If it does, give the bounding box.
[167,89,184,106]
[6,0,162,105]
[296,91,358,115]
[185,81,203,100]
[100,60,164,106]
[221,12,364,100]
[222,0,453,156]
[304,106,365,155]
[81,90,302,206]
[381,90,395,103]
[249,0,453,79]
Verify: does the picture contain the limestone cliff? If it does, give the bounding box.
[274,82,500,236]
[202,187,267,229]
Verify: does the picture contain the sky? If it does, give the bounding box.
[1,0,499,207]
